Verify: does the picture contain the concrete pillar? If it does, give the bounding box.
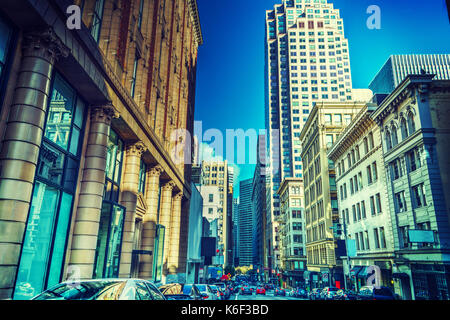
[139,165,163,279]
[0,27,68,299]
[68,105,116,279]
[159,181,175,279]
[167,192,183,275]
[118,141,147,278]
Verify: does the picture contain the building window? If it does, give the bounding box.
[374,228,380,249]
[94,129,126,279]
[0,14,14,106]
[137,0,145,31]
[138,160,147,194]
[407,148,421,172]
[379,227,386,248]
[400,117,408,140]
[14,73,87,299]
[395,191,408,213]
[399,226,410,248]
[90,0,105,43]
[131,54,139,98]
[407,112,416,135]
[412,183,427,208]
[390,158,403,180]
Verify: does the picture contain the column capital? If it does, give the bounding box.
[22,27,70,61]
[126,141,147,157]
[90,104,118,123]
[161,181,176,191]
[148,165,164,177]
[173,192,184,201]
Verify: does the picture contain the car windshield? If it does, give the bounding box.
[182,285,193,295]
[196,285,207,292]
[33,281,125,300]
[329,287,339,292]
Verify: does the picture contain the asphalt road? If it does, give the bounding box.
[233,290,308,301]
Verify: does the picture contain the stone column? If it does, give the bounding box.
[167,192,183,275]
[139,165,163,279]
[159,181,175,279]
[0,27,68,299]
[118,142,147,278]
[68,105,116,279]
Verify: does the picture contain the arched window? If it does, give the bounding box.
[355,145,360,161]
[408,112,416,135]
[351,149,356,164]
[391,125,399,147]
[400,117,408,139]
[385,129,392,151]
[363,137,369,154]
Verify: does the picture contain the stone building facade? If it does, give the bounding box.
[277,178,307,288]
[371,75,450,300]
[300,101,365,288]
[0,0,202,299]
[328,104,396,292]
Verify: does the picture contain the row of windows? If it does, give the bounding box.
[342,193,382,226]
[389,147,422,180]
[337,132,375,177]
[395,183,427,213]
[385,111,417,151]
[353,227,387,251]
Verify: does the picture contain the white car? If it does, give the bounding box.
[195,284,217,300]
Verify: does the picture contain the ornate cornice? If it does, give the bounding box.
[187,0,203,45]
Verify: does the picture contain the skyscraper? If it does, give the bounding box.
[239,179,254,267]
[369,54,450,94]
[265,0,355,270]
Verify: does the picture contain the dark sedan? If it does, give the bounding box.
[274,288,286,296]
[158,283,205,300]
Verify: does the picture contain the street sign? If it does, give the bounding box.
[322,272,329,281]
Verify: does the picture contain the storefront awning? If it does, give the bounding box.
[357,266,369,279]
[349,266,362,277]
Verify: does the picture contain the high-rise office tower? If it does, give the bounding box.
[265,0,354,270]
[369,54,450,94]
[239,179,254,267]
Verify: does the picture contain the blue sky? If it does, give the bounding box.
[193,0,450,198]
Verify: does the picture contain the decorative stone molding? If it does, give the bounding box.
[90,104,118,123]
[161,180,176,191]
[148,164,164,177]
[126,141,147,157]
[173,192,183,201]
[22,27,70,61]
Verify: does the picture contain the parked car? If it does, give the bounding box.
[256,287,266,295]
[195,284,217,300]
[334,289,357,300]
[264,284,274,291]
[274,288,286,296]
[320,287,340,300]
[294,288,308,298]
[31,279,166,300]
[357,286,396,300]
[158,283,205,300]
[241,285,253,295]
[308,288,322,300]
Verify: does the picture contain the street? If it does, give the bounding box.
[233,290,308,301]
